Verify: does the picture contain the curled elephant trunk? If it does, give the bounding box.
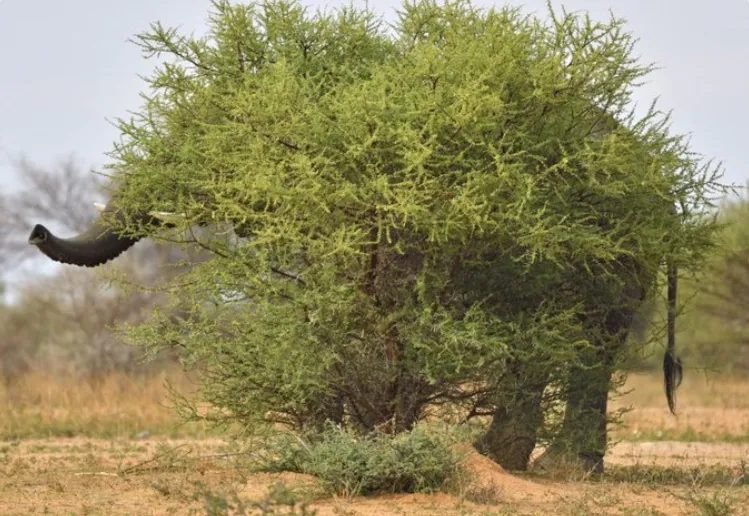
[29,200,184,267]
[28,222,141,267]
[28,203,141,267]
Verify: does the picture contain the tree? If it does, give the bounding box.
[27,0,725,470]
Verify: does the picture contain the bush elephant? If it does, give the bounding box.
[28,191,682,473]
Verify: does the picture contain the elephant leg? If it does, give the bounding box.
[536,304,636,474]
[536,360,614,474]
[474,379,547,471]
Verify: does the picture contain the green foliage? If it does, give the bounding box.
[109,0,724,449]
[629,193,748,374]
[264,424,462,496]
[678,194,749,373]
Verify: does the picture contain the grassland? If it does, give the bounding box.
[0,370,746,515]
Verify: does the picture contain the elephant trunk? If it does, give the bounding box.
[28,203,145,267]
[28,223,140,267]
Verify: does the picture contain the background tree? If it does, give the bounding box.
[695,196,749,371]
[1,157,104,264]
[0,157,199,381]
[638,192,749,374]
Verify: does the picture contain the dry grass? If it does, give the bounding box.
[0,370,747,515]
[0,369,209,440]
[615,371,749,410]
[611,372,749,443]
[2,369,747,443]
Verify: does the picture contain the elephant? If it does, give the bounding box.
[473,258,680,473]
[28,188,682,473]
[27,97,683,473]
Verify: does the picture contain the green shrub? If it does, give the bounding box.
[265,424,463,496]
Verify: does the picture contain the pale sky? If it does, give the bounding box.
[0,0,747,284]
[1,0,747,188]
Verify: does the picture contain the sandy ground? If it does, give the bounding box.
[0,437,746,516]
[0,373,746,515]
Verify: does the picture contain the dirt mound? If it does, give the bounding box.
[459,446,559,503]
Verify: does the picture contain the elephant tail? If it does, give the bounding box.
[663,262,682,414]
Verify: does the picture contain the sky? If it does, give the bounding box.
[0,0,748,286]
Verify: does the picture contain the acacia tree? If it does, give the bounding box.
[97,0,724,467]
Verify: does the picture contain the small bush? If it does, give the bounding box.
[265,424,463,497]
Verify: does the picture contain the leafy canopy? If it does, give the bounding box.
[109,0,724,434]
